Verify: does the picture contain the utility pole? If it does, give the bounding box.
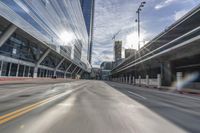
[135,1,146,50]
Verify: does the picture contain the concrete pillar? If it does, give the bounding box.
[132,76,135,85]
[157,74,161,88]
[176,72,183,91]
[28,66,31,77]
[23,66,26,77]
[126,76,128,84]
[0,24,17,47]
[8,63,12,77]
[0,61,3,76]
[33,66,38,78]
[53,70,56,77]
[146,75,149,86]
[16,64,19,77]
[129,75,132,84]
[45,69,48,78]
[139,75,141,86]
[161,62,174,86]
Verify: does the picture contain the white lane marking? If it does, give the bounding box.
[112,82,200,101]
[127,91,147,100]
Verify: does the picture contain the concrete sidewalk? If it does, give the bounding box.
[0,77,75,85]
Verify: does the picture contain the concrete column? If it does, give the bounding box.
[157,74,161,88]
[8,63,12,77]
[45,69,48,78]
[132,76,135,85]
[129,75,132,84]
[16,64,19,77]
[139,76,141,86]
[53,70,56,77]
[28,66,31,77]
[176,72,183,91]
[160,62,174,86]
[146,75,149,86]
[126,76,128,84]
[0,24,17,47]
[23,66,26,77]
[33,66,38,78]
[0,61,3,76]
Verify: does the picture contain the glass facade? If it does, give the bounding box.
[0,0,90,69]
[80,0,95,63]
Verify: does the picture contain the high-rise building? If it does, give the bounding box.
[80,0,95,64]
[125,49,137,58]
[114,41,122,61]
[0,0,91,78]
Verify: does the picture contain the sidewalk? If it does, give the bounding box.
[0,77,75,85]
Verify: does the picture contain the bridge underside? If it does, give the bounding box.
[112,37,200,89]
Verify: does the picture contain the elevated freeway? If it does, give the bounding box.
[111,4,200,89]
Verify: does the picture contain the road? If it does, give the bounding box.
[0,80,200,133]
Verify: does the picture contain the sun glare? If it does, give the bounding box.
[60,31,74,45]
[125,32,144,50]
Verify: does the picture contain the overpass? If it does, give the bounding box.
[111,4,200,89]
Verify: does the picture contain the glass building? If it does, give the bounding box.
[0,0,91,78]
[80,0,95,64]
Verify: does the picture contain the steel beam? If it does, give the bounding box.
[54,58,65,76]
[33,48,51,78]
[72,66,78,74]
[65,63,72,73]
[0,24,17,47]
[76,68,81,74]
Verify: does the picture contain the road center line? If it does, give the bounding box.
[127,91,147,100]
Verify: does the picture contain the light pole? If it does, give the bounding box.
[135,1,146,50]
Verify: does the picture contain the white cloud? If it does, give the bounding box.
[92,0,137,67]
[92,0,200,67]
[174,9,189,21]
[155,0,177,10]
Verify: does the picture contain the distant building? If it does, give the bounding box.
[90,68,101,79]
[100,61,113,70]
[100,61,113,80]
[114,41,122,61]
[125,49,137,58]
[112,58,125,68]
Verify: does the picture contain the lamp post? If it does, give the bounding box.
[135,1,146,50]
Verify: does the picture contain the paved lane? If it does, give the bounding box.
[0,80,199,133]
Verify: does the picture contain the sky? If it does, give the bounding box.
[92,0,200,68]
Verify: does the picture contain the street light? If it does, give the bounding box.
[135,1,146,50]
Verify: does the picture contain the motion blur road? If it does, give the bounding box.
[0,80,200,133]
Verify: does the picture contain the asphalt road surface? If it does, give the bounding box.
[0,80,200,133]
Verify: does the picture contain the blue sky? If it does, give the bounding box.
[92,0,200,67]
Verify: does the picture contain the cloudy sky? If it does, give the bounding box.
[92,0,200,67]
